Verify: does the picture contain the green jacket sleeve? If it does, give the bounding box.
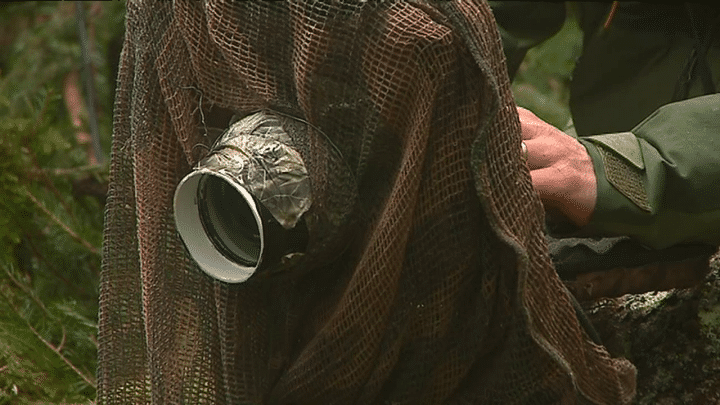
[577,94,720,249]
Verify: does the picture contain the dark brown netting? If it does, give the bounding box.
[98,1,636,403]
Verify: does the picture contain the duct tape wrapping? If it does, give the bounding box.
[174,110,357,282]
[202,112,312,230]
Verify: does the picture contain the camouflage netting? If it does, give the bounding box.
[99,1,636,403]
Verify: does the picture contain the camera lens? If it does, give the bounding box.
[197,175,261,267]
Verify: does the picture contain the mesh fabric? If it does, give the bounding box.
[99,1,636,403]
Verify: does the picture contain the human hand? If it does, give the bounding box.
[518,107,597,227]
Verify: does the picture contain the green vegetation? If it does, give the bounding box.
[0,2,124,403]
[511,5,583,129]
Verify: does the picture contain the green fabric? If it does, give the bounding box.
[570,4,720,136]
[584,132,645,170]
[579,94,720,249]
[492,2,720,249]
[586,137,652,213]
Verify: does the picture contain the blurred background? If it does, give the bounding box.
[0,1,580,403]
[0,2,123,403]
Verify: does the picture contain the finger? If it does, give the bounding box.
[517,108,550,142]
[523,137,558,170]
[528,166,564,206]
[529,166,595,227]
[517,106,537,120]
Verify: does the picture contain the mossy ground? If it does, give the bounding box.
[584,254,720,404]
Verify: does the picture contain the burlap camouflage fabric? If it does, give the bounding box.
[98,1,636,403]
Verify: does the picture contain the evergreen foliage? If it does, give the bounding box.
[511,5,583,129]
[0,2,124,403]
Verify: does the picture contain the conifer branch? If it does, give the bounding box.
[23,188,99,255]
[0,287,96,389]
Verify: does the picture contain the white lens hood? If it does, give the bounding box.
[174,169,264,283]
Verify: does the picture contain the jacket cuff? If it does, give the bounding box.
[578,137,654,243]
